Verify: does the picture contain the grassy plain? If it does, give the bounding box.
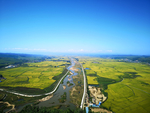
[79,57,150,113]
[0,58,70,94]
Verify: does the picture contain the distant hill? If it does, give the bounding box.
[97,55,150,64]
[0,53,49,68]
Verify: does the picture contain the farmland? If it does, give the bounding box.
[0,58,70,94]
[79,57,150,113]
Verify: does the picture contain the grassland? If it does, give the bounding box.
[79,57,150,113]
[0,58,70,94]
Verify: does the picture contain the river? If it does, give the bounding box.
[37,58,77,109]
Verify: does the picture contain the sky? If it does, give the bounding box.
[0,0,150,55]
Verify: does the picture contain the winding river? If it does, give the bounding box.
[37,58,77,109]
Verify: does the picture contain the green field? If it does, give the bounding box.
[79,57,150,113]
[87,76,98,85]
[0,58,70,93]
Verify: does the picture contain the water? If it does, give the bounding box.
[37,58,77,109]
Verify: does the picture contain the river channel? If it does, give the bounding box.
[37,58,77,109]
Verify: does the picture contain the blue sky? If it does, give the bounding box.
[0,0,150,55]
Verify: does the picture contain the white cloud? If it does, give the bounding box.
[80,49,84,51]
[15,48,22,49]
[33,49,46,51]
[67,49,85,53]
[24,48,28,50]
[4,48,113,54]
[7,48,47,51]
[68,49,74,52]
[98,50,103,52]
[106,50,113,52]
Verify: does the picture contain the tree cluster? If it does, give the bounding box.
[20,105,84,113]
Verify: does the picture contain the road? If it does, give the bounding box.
[80,63,87,109]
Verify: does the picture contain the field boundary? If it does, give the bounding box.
[123,84,150,95]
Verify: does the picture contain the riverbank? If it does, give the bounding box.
[0,101,16,113]
[36,58,77,109]
[39,94,53,102]
[69,60,84,108]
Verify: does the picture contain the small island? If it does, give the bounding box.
[58,92,66,103]
[67,81,73,87]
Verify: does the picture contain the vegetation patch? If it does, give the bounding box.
[96,76,116,97]
[141,81,149,86]
[20,104,84,113]
[58,92,66,103]
[118,72,141,79]
[67,81,73,86]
